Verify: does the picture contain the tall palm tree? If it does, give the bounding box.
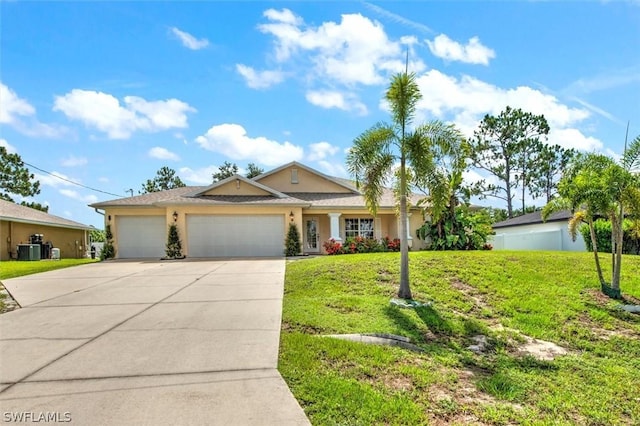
[346,72,464,300]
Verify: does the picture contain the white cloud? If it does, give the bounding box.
[148,146,180,161]
[412,69,601,151]
[178,166,217,185]
[307,141,340,162]
[170,27,210,50]
[59,189,98,204]
[0,82,68,138]
[426,34,495,65]
[0,82,35,123]
[0,139,17,154]
[316,161,348,178]
[98,177,109,183]
[195,123,304,166]
[34,171,78,188]
[362,2,434,35]
[236,64,285,89]
[258,9,425,86]
[53,90,195,139]
[305,90,368,115]
[61,155,88,167]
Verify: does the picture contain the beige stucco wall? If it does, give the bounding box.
[0,220,88,260]
[257,166,352,194]
[202,180,272,196]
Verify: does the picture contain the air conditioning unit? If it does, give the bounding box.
[17,244,41,261]
[51,248,61,260]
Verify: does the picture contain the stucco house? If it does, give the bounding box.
[0,199,93,260]
[491,210,586,252]
[90,162,426,258]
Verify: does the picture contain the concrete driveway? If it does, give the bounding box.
[0,259,310,425]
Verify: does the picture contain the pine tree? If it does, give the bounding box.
[165,224,183,259]
[284,223,301,256]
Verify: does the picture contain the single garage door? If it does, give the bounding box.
[116,216,166,258]
[187,215,285,257]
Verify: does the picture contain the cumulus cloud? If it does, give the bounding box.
[426,34,496,65]
[307,141,340,162]
[61,155,88,167]
[148,146,180,161]
[195,123,304,166]
[0,139,17,154]
[411,69,600,151]
[305,90,368,115]
[236,64,285,89]
[170,27,210,50]
[59,189,98,204]
[178,166,218,185]
[0,82,68,138]
[53,90,195,139]
[316,161,348,178]
[34,171,78,188]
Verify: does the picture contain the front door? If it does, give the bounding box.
[305,218,319,253]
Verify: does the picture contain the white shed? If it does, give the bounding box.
[490,210,586,252]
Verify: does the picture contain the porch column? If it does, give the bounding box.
[328,213,342,242]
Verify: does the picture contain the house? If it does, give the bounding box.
[0,199,93,260]
[491,210,586,252]
[89,162,426,258]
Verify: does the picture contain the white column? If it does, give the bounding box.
[406,213,413,248]
[328,213,342,242]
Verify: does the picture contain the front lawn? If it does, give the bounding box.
[0,258,98,281]
[279,251,640,425]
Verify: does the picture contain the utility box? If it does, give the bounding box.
[17,244,41,261]
[51,248,61,260]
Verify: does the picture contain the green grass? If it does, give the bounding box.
[0,258,98,280]
[279,251,640,425]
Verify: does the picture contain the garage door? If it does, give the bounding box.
[116,216,166,258]
[187,215,285,257]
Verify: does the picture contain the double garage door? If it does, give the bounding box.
[116,215,285,258]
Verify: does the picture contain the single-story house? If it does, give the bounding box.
[490,210,586,252]
[90,162,426,258]
[0,199,93,260]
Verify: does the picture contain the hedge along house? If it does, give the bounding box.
[0,199,92,260]
[490,210,587,252]
[90,162,426,259]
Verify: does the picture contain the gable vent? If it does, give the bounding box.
[291,168,299,184]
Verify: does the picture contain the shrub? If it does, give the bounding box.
[580,219,640,255]
[323,238,344,255]
[284,223,301,256]
[323,236,399,255]
[416,206,493,251]
[165,223,183,259]
[100,224,115,260]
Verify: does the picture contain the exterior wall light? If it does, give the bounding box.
[289,211,295,221]
[173,211,178,222]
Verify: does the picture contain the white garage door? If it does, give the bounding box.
[187,215,285,257]
[116,216,166,258]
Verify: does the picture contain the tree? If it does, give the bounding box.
[212,161,239,182]
[284,223,301,256]
[469,107,550,218]
[20,201,48,213]
[89,229,106,242]
[0,146,41,202]
[246,163,264,179]
[347,72,463,300]
[141,167,185,194]
[543,135,640,298]
[165,224,183,259]
[100,225,115,260]
[531,144,576,204]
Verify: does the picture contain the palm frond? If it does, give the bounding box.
[622,134,640,172]
[386,73,421,130]
[541,198,570,221]
[568,210,586,241]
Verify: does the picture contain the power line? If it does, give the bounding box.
[23,161,125,198]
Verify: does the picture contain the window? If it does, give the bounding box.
[345,218,374,239]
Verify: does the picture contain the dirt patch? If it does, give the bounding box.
[515,336,568,361]
[381,374,414,392]
[450,278,490,313]
[0,282,20,314]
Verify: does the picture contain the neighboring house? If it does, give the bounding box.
[491,210,586,252]
[90,162,426,258]
[0,199,93,260]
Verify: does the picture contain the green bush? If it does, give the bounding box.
[580,219,640,254]
[285,223,301,256]
[417,206,493,251]
[165,223,183,259]
[100,224,115,260]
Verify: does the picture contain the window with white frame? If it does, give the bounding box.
[344,218,374,239]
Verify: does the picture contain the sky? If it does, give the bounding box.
[1,1,639,229]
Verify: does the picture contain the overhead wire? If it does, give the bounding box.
[23,161,125,198]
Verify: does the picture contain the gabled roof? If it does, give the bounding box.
[0,199,92,230]
[254,161,360,194]
[189,174,289,198]
[493,210,573,229]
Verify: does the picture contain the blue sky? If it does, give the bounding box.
[1,1,639,228]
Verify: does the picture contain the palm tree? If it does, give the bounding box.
[346,72,464,300]
[543,134,640,297]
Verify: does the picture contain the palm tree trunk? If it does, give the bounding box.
[398,154,412,300]
[612,210,624,292]
[589,217,606,286]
